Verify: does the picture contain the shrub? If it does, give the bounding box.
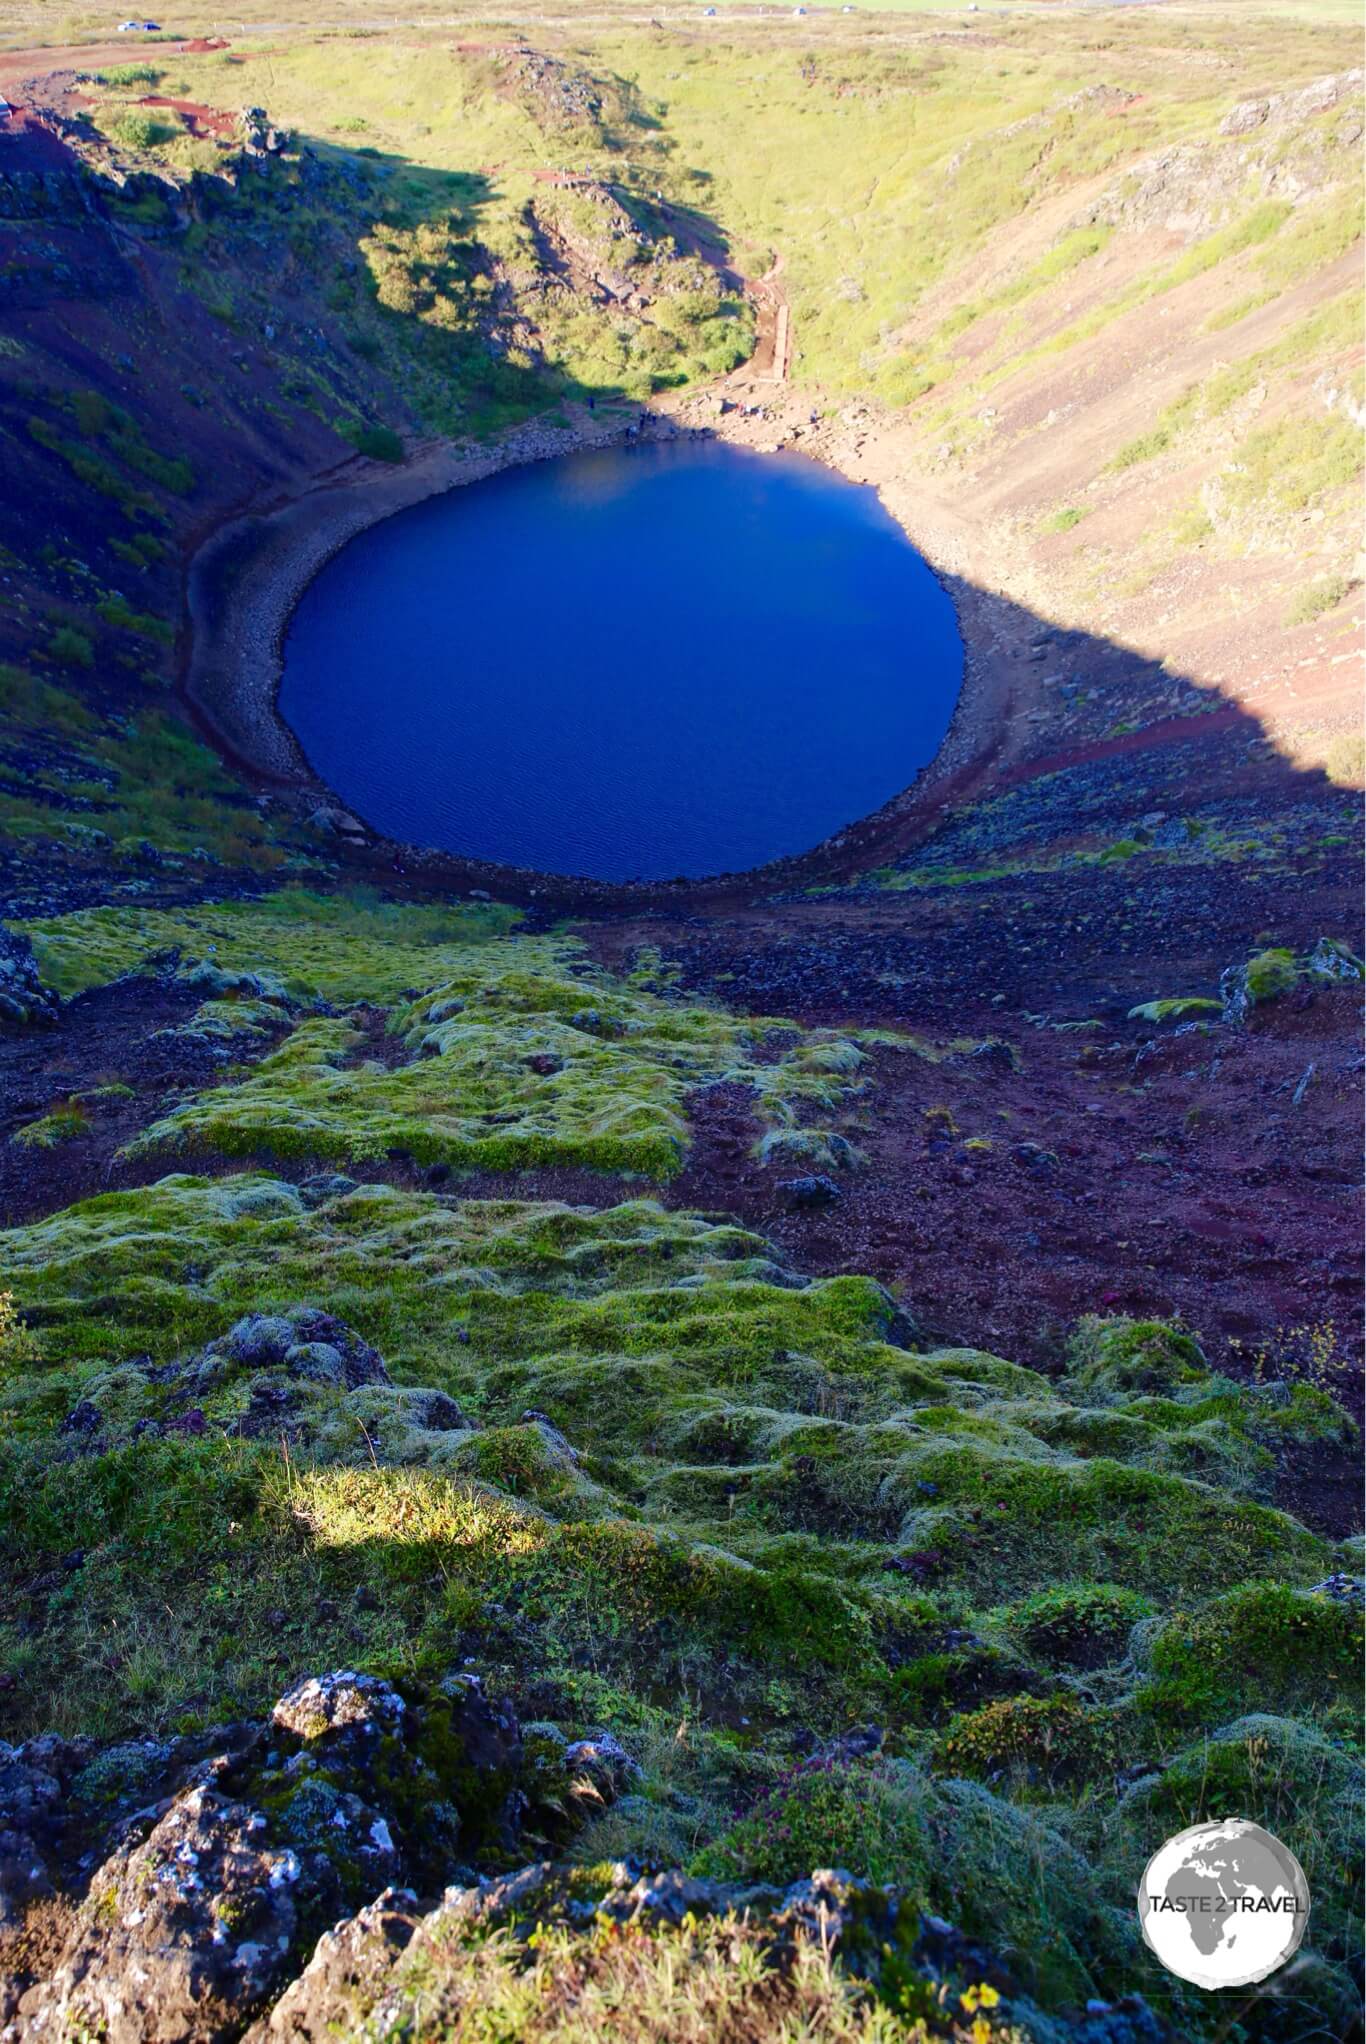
[1005,1583,1152,1669]
[97,63,161,87]
[340,420,405,462]
[111,109,178,150]
[935,1696,1130,1788]
[1285,576,1354,628]
[0,1291,42,1374]
[46,626,94,670]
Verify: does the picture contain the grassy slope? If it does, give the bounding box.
[154,11,1361,738]
[0,7,1362,2036]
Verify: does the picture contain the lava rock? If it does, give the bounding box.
[242,1886,418,2043]
[213,1310,390,1391]
[776,1174,843,1209]
[11,1787,301,2043]
[297,1174,359,1208]
[272,1672,406,1743]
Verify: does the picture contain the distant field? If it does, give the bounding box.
[3,0,1361,50]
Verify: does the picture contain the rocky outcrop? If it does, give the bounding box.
[0,928,59,1028]
[1080,67,1362,235]
[9,1787,304,2043]
[0,1667,581,2038]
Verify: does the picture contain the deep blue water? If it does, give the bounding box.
[279,440,963,881]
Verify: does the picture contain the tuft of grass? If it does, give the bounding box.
[1285,575,1353,627]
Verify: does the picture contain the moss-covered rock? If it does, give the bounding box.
[1066,1317,1209,1399]
[94,914,867,1181]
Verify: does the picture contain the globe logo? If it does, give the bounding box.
[1138,1819,1310,1989]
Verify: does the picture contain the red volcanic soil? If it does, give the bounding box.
[135,94,237,137]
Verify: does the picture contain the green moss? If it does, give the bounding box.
[1244,945,1300,1003]
[1066,1317,1209,1399]
[105,917,864,1182]
[10,1103,89,1150]
[1137,1582,1364,1734]
[692,1758,931,1890]
[19,890,522,1002]
[696,1761,1135,2007]
[890,1644,1031,1726]
[935,1696,1131,1790]
[1115,1716,1363,1977]
[1126,997,1222,1024]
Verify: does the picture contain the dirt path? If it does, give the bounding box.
[743,253,790,382]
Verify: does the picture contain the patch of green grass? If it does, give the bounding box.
[95,63,163,87]
[0,1160,1353,2027]
[1225,410,1362,516]
[1285,575,1354,627]
[10,1103,89,1150]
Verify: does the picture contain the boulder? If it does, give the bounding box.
[272,1672,406,1743]
[11,1787,301,2043]
[0,928,59,1029]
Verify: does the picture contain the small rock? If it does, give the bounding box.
[1311,1573,1364,1609]
[776,1174,842,1209]
[420,1392,470,1433]
[272,1672,406,1742]
[298,1174,359,1208]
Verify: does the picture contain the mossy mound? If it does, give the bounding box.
[1136,1581,1364,1735]
[1220,934,1364,1021]
[23,895,869,1181]
[1115,1715,1364,1981]
[17,889,522,1003]
[692,1758,1138,2010]
[0,1173,1357,2036]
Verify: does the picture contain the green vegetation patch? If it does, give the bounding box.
[20,889,522,1002]
[0,1157,1357,2030]
[66,913,869,1180]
